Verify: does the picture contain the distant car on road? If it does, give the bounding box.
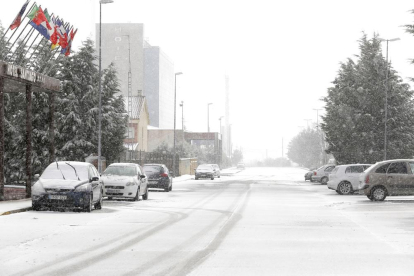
[195,164,216,180]
[143,164,173,192]
[360,159,414,201]
[206,164,221,178]
[327,164,372,195]
[237,162,245,169]
[311,164,336,184]
[101,163,148,201]
[31,161,103,212]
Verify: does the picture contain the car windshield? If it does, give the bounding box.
[143,166,162,176]
[198,165,212,169]
[103,166,136,176]
[41,163,89,181]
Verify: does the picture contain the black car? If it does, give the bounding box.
[31,161,103,212]
[142,164,172,192]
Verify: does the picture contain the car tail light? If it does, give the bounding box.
[365,175,370,184]
[313,171,316,175]
[160,173,168,177]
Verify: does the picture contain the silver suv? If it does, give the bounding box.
[311,164,336,184]
[360,159,414,201]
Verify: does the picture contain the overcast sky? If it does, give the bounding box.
[2,0,414,161]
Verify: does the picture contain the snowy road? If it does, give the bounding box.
[2,167,414,275]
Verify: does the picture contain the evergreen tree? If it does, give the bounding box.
[100,63,128,163]
[287,128,324,168]
[321,34,414,164]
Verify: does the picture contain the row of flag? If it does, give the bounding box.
[9,0,77,56]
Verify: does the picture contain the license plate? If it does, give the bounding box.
[149,181,158,184]
[49,195,67,200]
[107,189,121,193]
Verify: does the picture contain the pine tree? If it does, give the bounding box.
[55,39,98,161]
[321,34,414,164]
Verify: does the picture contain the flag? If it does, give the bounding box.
[50,17,59,49]
[10,0,30,30]
[65,28,77,56]
[26,3,38,20]
[29,7,52,39]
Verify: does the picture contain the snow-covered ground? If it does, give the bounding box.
[2,166,414,275]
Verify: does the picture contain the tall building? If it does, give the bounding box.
[144,42,175,129]
[96,23,144,98]
[96,23,175,130]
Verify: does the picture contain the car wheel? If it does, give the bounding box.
[321,177,328,185]
[94,190,103,210]
[85,194,93,212]
[195,177,199,180]
[169,184,172,191]
[142,188,148,200]
[338,181,353,195]
[310,179,314,183]
[211,176,214,180]
[371,186,387,201]
[133,187,140,201]
[32,202,41,211]
[164,185,169,192]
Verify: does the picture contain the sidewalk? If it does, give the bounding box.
[0,198,32,216]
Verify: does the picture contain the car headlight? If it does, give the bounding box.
[74,184,89,192]
[32,181,45,196]
[126,182,135,186]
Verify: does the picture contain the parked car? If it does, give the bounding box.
[207,164,221,178]
[237,162,245,169]
[142,164,172,192]
[101,163,148,201]
[327,164,372,194]
[31,161,103,212]
[304,168,316,181]
[311,164,336,184]
[359,159,414,201]
[195,164,216,180]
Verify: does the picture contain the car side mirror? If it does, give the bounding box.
[34,174,40,180]
[91,176,99,182]
[140,175,146,179]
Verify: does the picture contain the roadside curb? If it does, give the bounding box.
[0,207,32,216]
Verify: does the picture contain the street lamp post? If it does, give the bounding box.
[98,0,114,173]
[180,101,184,142]
[379,37,400,160]
[207,103,213,132]
[219,116,224,134]
[173,72,183,177]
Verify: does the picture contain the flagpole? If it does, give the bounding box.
[4,2,36,47]
[11,27,36,63]
[6,5,41,60]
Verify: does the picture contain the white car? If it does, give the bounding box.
[327,164,372,195]
[101,163,148,201]
[311,164,336,184]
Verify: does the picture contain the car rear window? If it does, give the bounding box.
[103,166,137,176]
[143,165,162,176]
[375,163,390,173]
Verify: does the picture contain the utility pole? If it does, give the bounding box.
[313,109,322,129]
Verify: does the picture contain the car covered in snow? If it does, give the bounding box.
[311,164,336,184]
[327,164,372,194]
[31,161,103,212]
[101,163,148,201]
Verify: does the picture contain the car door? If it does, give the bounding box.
[406,162,414,196]
[386,162,410,195]
[349,165,364,189]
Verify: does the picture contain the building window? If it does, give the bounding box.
[126,127,135,139]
